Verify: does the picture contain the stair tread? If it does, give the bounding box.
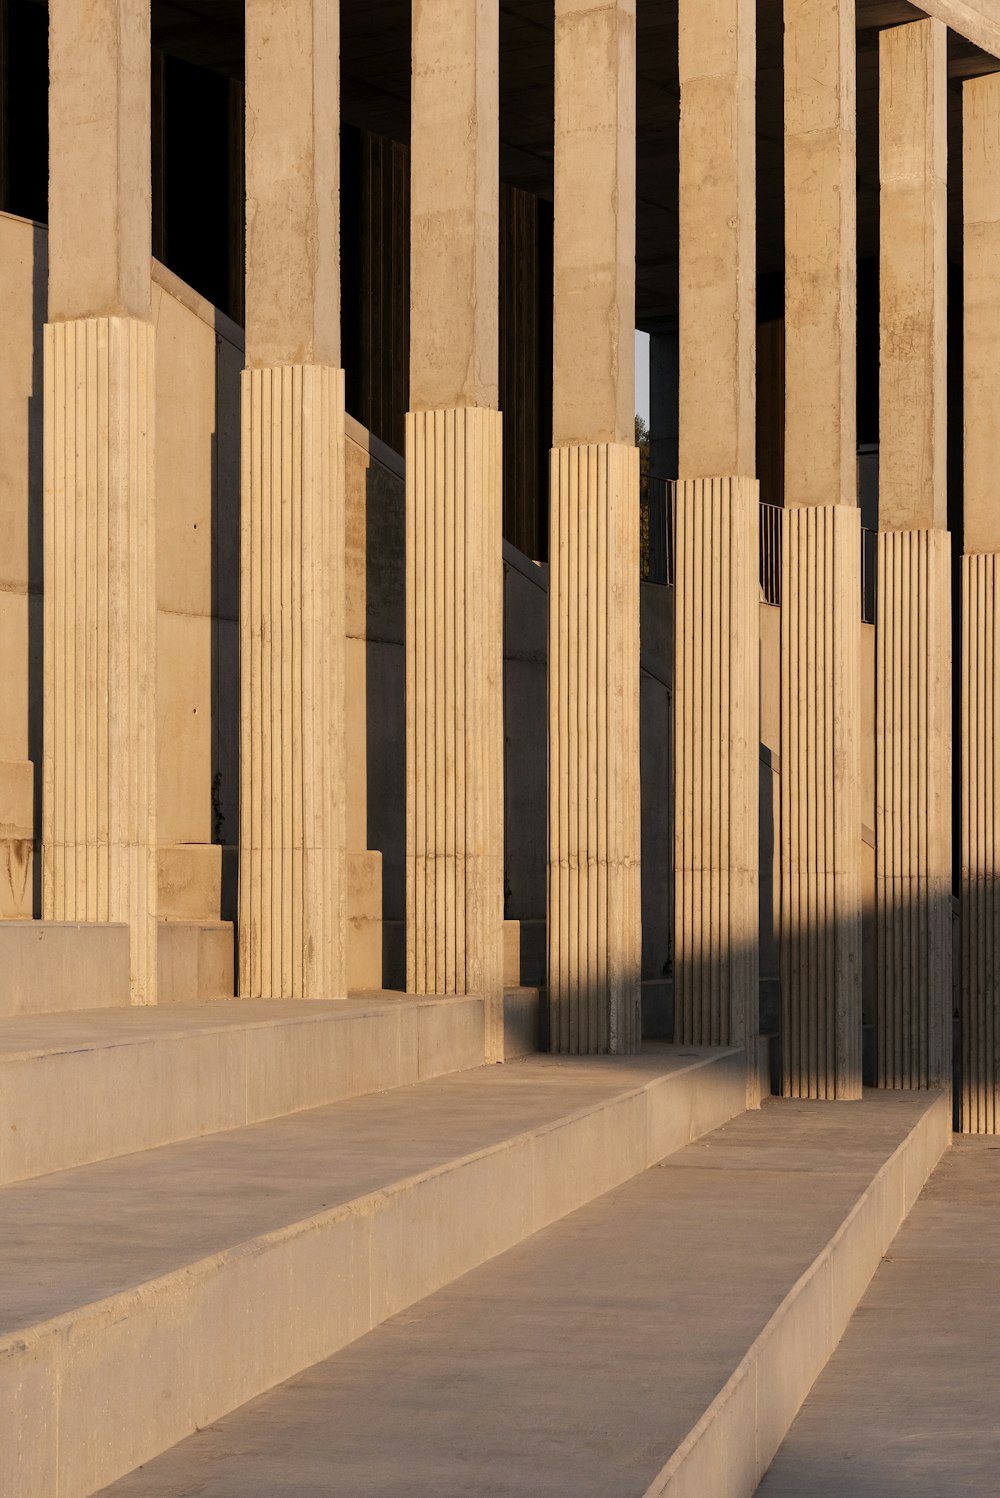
[96,1092,942,1498]
[0,995,471,1059]
[0,1045,713,1340]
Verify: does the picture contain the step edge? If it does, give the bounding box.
[640,1089,953,1498]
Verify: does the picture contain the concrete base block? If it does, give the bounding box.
[0,1047,746,1497]
[157,844,222,921]
[0,921,130,1016]
[348,851,383,991]
[503,987,543,1058]
[0,995,486,1187]
[157,921,234,1004]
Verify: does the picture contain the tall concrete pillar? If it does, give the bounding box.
[674,0,759,1081]
[876,20,951,1091]
[239,0,346,999]
[781,0,862,1097]
[406,0,504,1058]
[548,0,641,1054]
[961,73,1000,1131]
[44,0,157,1001]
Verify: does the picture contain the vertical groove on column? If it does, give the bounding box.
[405,407,504,1059]
[43,317,157,1002]
[780,503,862,1098]
[239,365,346,1000]
[548,442,641,1055]
[961,553,1000,1132]
[673,477,759,1058]
[876,529,951,1090]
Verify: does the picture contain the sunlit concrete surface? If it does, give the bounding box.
[95,1093,944,1498]
[756,1138,1000,1497]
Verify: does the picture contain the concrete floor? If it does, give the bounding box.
[96,1093,935,1498]
[756,1137,1000,1497]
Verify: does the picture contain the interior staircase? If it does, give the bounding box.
[0,947,950,1498]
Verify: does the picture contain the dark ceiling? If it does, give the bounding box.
[144,0,1000,333]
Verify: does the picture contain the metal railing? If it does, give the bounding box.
[648,477,878,624]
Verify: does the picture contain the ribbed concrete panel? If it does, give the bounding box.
[42,317,157,1003]
[405,407,504,1059]
[238,365,346,1000]
[961,553,1000,1133]
[876,529,951,1090]
[548,442,641,1055]
[780,504,862,1099]
[673,477,759,1064]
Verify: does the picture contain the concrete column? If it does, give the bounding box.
[961,73,1000,1131]
[43,0,157,1001]
[239,0,346,999]
[781,0,862,1097]
[876,20,951,1091]
[674,0,759,1081]
[549,0,641,1054]
[406,0,504,1057]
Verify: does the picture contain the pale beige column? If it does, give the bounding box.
[781,0,862,1097]
[961,73,1000,1131]
[43,0,157,1002]
[876,20,951,1091]
[239,0,346,999]
[406,0,504,1058]
[674,0,759,1079]
[549,0,641,1054]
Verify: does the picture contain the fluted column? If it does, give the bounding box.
[960,74,1000,1131]
[781,505,862,1097]
[406,0,504,1057]
[239,0,346,999]
[43,0,157,1001]
[876,20,951,1091]
[674,0,758,1080]
[549,0,640,1054]
[780,0,862,1098]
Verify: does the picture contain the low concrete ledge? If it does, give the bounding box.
[0,995,485,1186]
[642,1090,952,1498]
[0,921,130,1015]
[157,920,234,1003]
[1,1047,747,1498]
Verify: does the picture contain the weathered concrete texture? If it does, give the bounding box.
[47,0,151,322]
[94,1092,947,1498]
[783,0,857,508]
[757,1139,998,1496]
[673,478,758,1078]
[239,366,347,999]
[0,1045,746,1497]
[548,444,641,1053]
[409,0,499,412]
[0,921,130,1015]
[780,505,862,1099]
[157,919,234,1004]
[43,317,158,1003]
[878,20,947,533]
[875,531,951,1089]
[677,0,755,478]
[244,0,340,369]
[960,554,1000,1132]
[552,0,636,448]
[406,409,504,1059]
[0,995,484,1187]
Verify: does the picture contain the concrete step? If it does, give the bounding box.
[0,921,130,1014]
[0,994,484,1186]
[95,1089,949,1498]
[755,1137,995,1497]
[0,1044,747,1498]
